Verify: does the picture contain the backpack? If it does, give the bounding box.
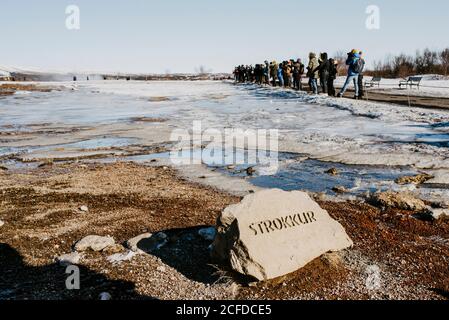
[353,58,365,74]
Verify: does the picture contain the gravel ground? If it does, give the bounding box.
[0,162,448,300]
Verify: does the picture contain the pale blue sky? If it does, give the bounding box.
[1,0,448,73]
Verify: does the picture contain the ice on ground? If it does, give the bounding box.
[1,81,449,187]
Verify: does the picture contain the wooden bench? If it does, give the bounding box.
[399,76,423,89]
[365,76,382,88]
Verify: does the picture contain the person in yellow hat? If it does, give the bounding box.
[338,50,363,99]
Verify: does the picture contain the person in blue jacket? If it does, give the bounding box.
[338,49,362,99]
[277,62,284,87]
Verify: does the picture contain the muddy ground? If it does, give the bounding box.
[0,83,63,96]
[0,162,448,300]
[340,89,449,110]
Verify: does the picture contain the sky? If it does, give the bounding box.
[1,0,449,74]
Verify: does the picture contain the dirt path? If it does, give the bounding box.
[0,162,448,300]
[344,90,449,110]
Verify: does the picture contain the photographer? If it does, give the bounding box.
[338,49,363,99]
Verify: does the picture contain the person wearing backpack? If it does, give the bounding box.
[338,49,362,99]
[357,51,366,98]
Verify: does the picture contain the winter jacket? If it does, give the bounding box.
[328,60,338,80]
[293,62,304,75]
[315,53,331,76]
[346,53,361,76]
[283,64,292,76]
[308,57,320,79]
[277,67,283,80]
[270,63,278,78]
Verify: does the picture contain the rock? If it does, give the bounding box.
[429,208,449,220]
[246,167,257,176]
[99,292,112,300]
[38,160,54,168]
[211,189,353,281]
[367,191,427,212]
[395,173,434,185]
[107,251,137,264]
[332,186,348,194]
[79,205,89,212]
[0,220,4,228]
[321,252,344,269]
[227,165,236,170]
[198,227,216,241]
[0,166,8,171]
[326,168,339,176]
[102,244,126,254]
[157,266,166,272]
[126,232,168,253]
[74,235,115,252]
[57,252,81,266]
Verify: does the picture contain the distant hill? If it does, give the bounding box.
[0,66,231,82]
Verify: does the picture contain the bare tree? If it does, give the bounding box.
[195,65,212,75]
[415,48,439,74]
[393,54,414,78]
[440,48,449,76]
[333,51,348,76]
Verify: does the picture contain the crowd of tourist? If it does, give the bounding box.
[233,49,366,99]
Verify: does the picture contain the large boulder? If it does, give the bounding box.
[211,189,353,281]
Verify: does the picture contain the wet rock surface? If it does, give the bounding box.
[395,173,434,185]
[367,191,427,212]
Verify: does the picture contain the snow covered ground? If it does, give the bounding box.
[335,74,449,98]
[1,80,448,202]
[2,80,448,167]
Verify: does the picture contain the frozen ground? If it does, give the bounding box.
[1,80,449,203]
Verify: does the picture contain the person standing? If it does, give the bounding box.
[357,51,366,98]
[293,59,305,90]
[338,49,362,99]
[277,62,284,87]
[264,61,270,85]
[270,61,278,87]
[314,52,331,94]
[307,53,319,94]
[283,61,292,88]
[328,58,338,97]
